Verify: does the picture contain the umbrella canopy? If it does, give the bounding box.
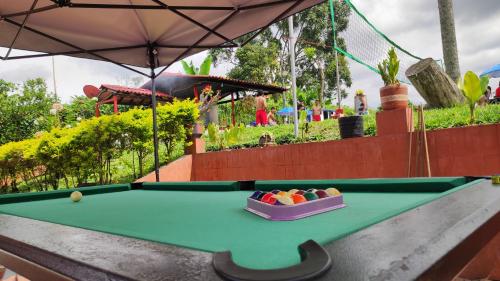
[1,0,324,182]
[480,64,500,78]
[1,0,323,72]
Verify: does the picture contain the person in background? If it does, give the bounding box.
[354,89,368,115]
[496,82,500,99]
[312,100,322,122]
[485,86,492,100]
[255,92,268,126]
[479,86,492,106]
[267,107,278,126]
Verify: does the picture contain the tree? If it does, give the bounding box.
[437,0,461,82]
[0,78,57,145]
[210,1,351,106]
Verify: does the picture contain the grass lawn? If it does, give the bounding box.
[206,104,500,151]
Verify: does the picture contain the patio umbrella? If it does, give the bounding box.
[480,64,500,78]
[0,0,324,182]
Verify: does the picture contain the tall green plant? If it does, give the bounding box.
[181,55,213,75]
[207,123,243,150]
[457,71,489,124]
[377,47,400,86]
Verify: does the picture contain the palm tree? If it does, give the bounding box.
[437,0,461,82]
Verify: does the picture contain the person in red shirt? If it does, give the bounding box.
[496,82,500,98]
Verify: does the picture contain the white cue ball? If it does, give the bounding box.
[70,191,83,202]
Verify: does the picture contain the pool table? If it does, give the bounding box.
[0,177,498,281]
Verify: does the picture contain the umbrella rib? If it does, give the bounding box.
[156,8,240,77]
[0,4,58,18]
[2,18,149,77]
[5,45,148,60]
[240,0,301,10]
[126,0,151,43]
[4,0,39,59]
[241,0,307,46]
[150,0,237,45]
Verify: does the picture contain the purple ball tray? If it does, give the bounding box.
[246,195,346,221]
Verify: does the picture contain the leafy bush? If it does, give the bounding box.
[0,100,198,194]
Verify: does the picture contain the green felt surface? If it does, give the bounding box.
[256,177,468,192]
[0,184,130,204]
[0,181,477,270]
[142,181,239,191]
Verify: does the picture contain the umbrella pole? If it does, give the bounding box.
[149,48,160,182]
[288,16,299,138]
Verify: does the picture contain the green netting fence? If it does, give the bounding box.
[329,0,424,84]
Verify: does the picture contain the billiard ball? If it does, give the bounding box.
[287,189,299,195]
[250,191,263,200]
[325,187,341,197]
[291,194,307,204]
[304,192,319,201]
[70,191,82,202]
[271,189,281,194]
[295,190,305,195]
[261,193,274,203]
[307,188,318,193]
[275,195,294,205]
[315,190,329,199]
[277,191,288,197]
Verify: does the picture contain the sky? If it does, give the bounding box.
[1,0,499,107]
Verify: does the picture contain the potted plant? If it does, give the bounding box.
[378,47,408,110]
[259,131,275,147]
[338,110,364,139]
[457,71,489,124]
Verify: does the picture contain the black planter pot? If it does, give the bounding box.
[338,116,364,139]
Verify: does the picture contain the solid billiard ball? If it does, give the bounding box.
[287,189,299,195]
[250,191,263,200]
[304,192,319,201]
[271,189,281,194]
[291,194,307,204]
[70,191,83,202]
[315,190,329,199]
[277,191,288,197]
[295,190,305,195]
[325,187,341,197]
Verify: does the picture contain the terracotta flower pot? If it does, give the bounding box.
[379,84,408,110]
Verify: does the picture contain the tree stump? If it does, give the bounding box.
[405,58,464,108]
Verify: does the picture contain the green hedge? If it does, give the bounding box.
[0,100,198,194]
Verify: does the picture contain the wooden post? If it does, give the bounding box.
[231,93,235,126]
[95,103,101,117]
[193,86,199,102]
[113,95,118,114]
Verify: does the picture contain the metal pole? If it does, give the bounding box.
[331,0,341,108]
[52,56,58,99]
[149,47,160,182]
[288,16,299,138]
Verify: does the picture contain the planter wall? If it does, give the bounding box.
[191,124,499,181]
[137,124,499,182]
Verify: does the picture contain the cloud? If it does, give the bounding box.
[1,0,499,105]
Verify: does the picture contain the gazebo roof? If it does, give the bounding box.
[141,73,287,100]
[83,84,173,106]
